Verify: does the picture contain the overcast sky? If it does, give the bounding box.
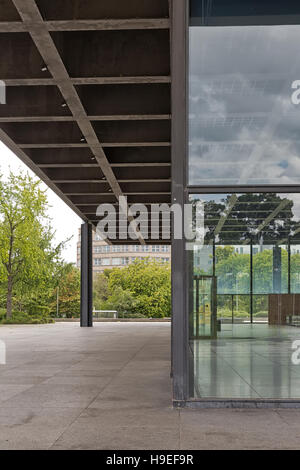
[0,141,82,264]
[189,25,300,186]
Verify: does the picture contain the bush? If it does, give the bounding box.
[104,260,171,318]
[102,287,137,317]
[122,313,147,319]
[28,304,50,316]
[0,308,6,320]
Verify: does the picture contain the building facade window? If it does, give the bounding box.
[102,258,111,266]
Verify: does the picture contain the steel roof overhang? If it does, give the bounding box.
[0,0,172,244]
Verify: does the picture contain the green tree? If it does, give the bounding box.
[52,264,80,318]
[215,246,235,263]
[103,286,138,317]
[93,272,109,310]
[0,172,63,319]
[105,259,171,318]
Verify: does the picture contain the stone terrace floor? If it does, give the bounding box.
[0,322,299,450]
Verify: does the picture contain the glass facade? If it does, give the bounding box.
[187,1,300,401]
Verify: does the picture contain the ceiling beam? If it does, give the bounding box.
[214,195,238,239]
[53,179,171,184]
[39,163,171,168]
[0,127,88,223]
[65,192,171,196]
[278,226,300,245]
[254,199,291,234]
[103,142,171,147]
[71,76,171,85]
[78,200,171,205]
[4,76,171,86]
[0,116,75,123]
[19,142,171,148]
[20,143,90,148]
[46,19,170,31]
[0,22,26,32]
[11,0,145,245]
[90,115,171,121]
[242,198,292,245]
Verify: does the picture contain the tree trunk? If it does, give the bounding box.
[6,275,13,319]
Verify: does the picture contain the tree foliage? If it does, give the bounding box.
[0,172,75,321]
[94,259,171,318]
[50,264,80,318]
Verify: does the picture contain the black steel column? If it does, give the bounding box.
[171,0,189,403]
[80,222,93,327]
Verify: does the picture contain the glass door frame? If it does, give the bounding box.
[191,275,218,340]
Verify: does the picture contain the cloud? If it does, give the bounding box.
[189,25,300,185]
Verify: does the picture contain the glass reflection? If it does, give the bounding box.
[189,193,300,399]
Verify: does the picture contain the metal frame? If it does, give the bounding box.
[80,222,93,328]
[187,186,300,194]
[171,0,189,403]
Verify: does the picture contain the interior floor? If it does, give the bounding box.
[191,324,300,399]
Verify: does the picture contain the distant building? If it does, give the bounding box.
[77,230,171,274]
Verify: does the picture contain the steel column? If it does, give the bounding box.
[171,0,189,403]
[80,222,93,327]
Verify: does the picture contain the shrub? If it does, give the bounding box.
[102,287,137,317]
[0,310,54,325]
[28,304,50,316]
[105,260,171,318]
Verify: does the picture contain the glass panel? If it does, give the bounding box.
[189,11,300,185]
[216,245,250,294]
[234,294,251,323]
[253,244,289,294]
[291,244,300,293]
[253,294,268,321]
[190,275,217,339]
[217,294,251,324]
[194,245,213,275]
[189,193,300,399]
